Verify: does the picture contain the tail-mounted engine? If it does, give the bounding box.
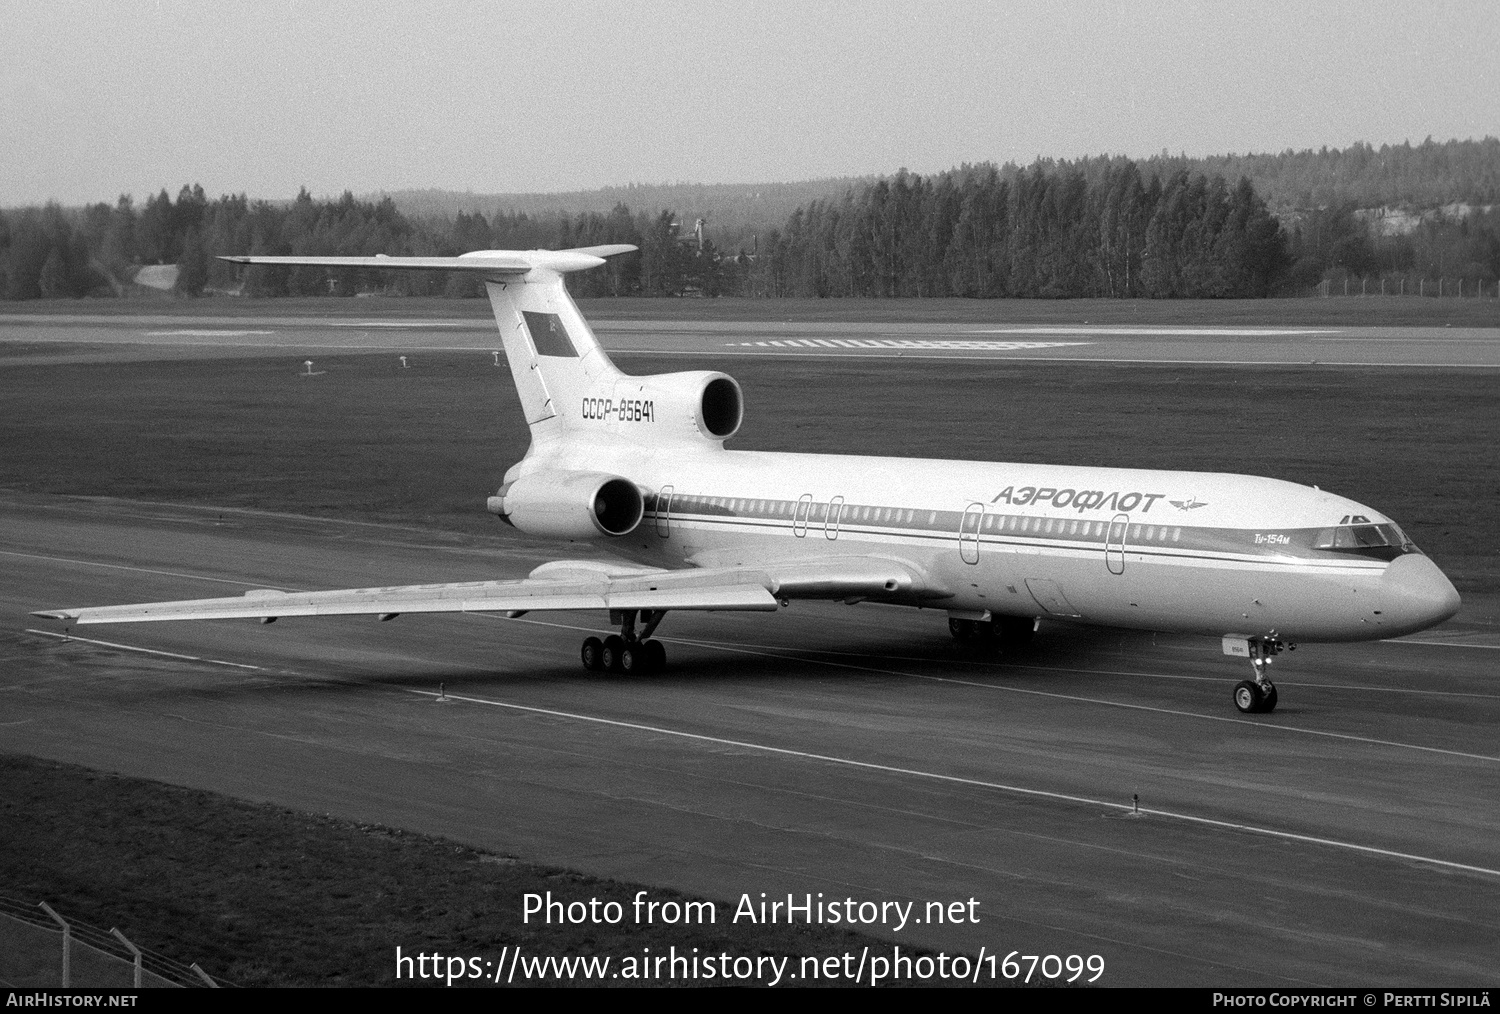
[585,371,743,445]
[489,471,644,538]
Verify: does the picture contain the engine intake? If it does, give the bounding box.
[698,376,742,439]
[490,472,643,538]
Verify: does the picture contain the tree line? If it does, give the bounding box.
[3,144,1497,300]
[1146,137,1500,212]
[0,169,1290,300]
[0,187,713,300]
[757,162,1288,298]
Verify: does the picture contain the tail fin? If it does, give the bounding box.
[482,261,624,429]
[220,245,637,433]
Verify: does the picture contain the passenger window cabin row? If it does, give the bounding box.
[647,493,1187,543]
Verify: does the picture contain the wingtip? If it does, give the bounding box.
[31,610,77,621]
[563,243,639,259]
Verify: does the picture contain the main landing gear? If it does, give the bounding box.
[581,609,668,675]
[1232,638,1286,714]
[949,615,1037,652]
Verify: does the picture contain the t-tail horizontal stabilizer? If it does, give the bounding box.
[218,244,638,429]
[217,245,637,277]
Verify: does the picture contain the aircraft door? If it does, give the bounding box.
[959,502,984,564]
[1105,512,1128,574]
[825,496,845,540]
[793,494,813,538]
[655,485,674,538]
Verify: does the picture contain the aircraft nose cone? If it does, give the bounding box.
[1379,554,1461,634]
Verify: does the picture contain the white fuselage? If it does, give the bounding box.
[521,436,1460,644]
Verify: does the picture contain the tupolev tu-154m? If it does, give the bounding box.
[35,244,1462,713]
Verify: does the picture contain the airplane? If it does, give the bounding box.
[34,244,1463,714]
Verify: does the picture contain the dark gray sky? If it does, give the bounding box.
[3,0,1496,205]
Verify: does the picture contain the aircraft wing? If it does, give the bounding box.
[32,556,938,626]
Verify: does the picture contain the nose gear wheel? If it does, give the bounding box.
[1233,638,1283,713]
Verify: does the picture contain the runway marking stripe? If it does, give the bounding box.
[675,349,1500,368]
[325,321,467,328]
[1383,639,1500,650]
[407,687,1500,880]
[1313,337,1500,343]
[23,628,261,670]
[0,549,277,588]
[967,327,1341,336]
[143,330,277,337]
[729,339,1091,351]
[32,340,516,352]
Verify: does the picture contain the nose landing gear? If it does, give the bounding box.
[1232,637,1285,713]
[582,609,668,675]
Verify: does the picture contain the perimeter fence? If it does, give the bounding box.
[0,894,226,988]
[1305,274,1500,298]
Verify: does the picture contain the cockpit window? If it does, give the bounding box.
[1312,523,1419,559]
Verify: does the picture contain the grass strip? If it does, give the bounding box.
[1,754,943,987]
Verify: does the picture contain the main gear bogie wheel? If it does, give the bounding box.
[619,639,668,674]
[601,634,626,673]
[619,644,640,674]
[581,636,604,672]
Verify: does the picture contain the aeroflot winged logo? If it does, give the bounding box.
[1170,498,1209,511]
